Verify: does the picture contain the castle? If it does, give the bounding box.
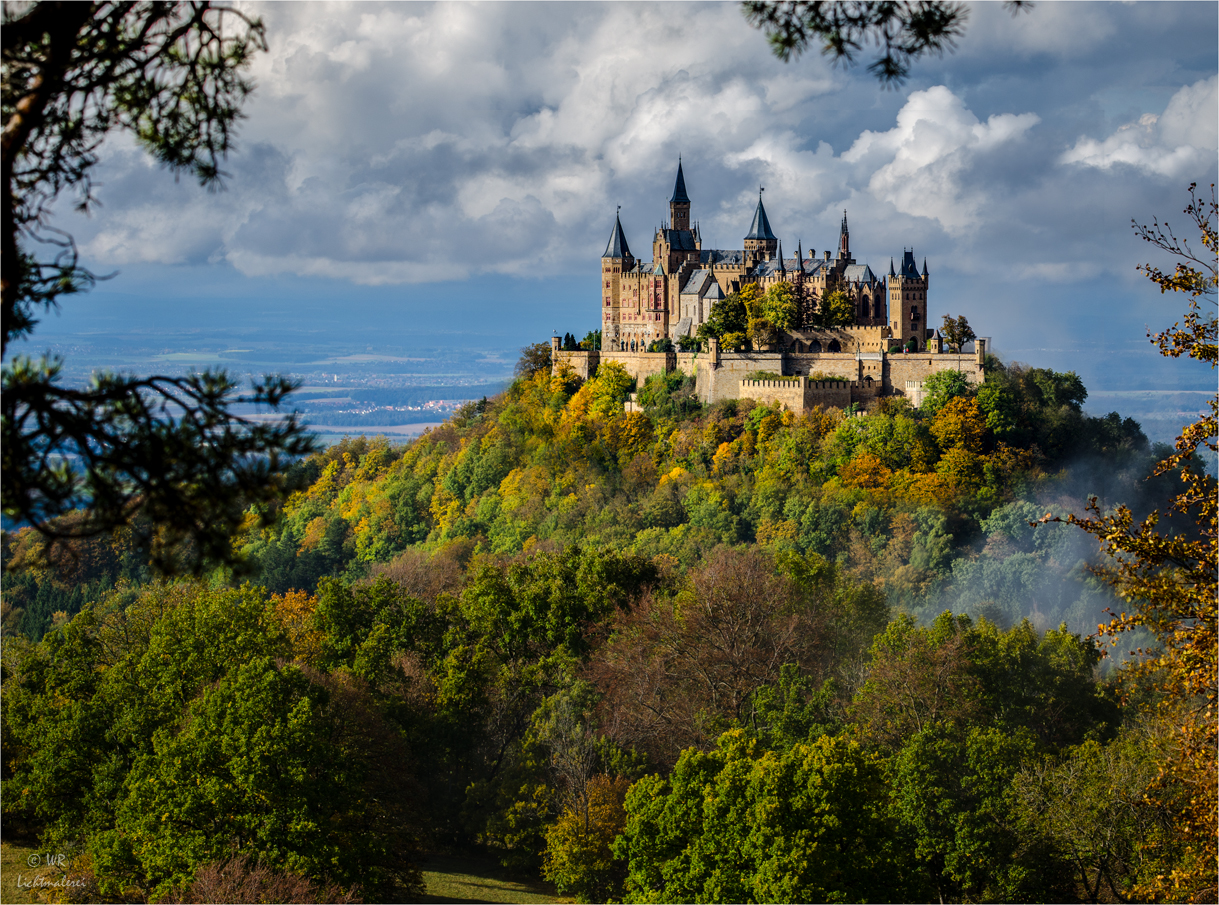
[554,162,986,413]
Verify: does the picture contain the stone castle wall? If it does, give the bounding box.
[552,338,987,412]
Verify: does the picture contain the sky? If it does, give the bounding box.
[17,0,1219,394]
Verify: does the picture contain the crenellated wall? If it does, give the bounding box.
[550,338,986,411]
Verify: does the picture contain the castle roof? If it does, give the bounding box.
[700,249,745,265]
[843,263,879,284]
[603,213,632,259]
[661,228,698,251]
[680,269,714,296]
[752,258,787,278]
[745,194,777,241]
[705,280,724,300]
[670,160,690,204]
[900,249,920,279]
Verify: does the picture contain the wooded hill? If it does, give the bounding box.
[1,352,1206,903]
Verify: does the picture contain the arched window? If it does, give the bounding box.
[810,340,822,353]
[828,339,841,353]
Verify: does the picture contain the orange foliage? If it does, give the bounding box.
[839,451,893,491]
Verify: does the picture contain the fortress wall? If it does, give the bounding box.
[784,352,861,382]
[739,378,805,412]
[552,350,600,380]
[597,351,673,384]
[807,380,853,411]
[702,352,785,404]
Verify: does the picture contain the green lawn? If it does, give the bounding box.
[417,853,572,904]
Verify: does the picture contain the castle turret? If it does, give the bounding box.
[744,190,778,266]
[603,212,633,263]
[889,248,928,352]
[602,211,635,349]
[670,159,691,231]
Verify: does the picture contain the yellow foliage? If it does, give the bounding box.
[936,447,984,496]
[270,590,324,664]
[930,396,987,453]
[712,441,735,475]
[659,466,688,486]
[756,518,799,547]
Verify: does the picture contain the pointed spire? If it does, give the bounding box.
[841,210,849,235]
[922,257,929,277]
[745,190,776,240]
[602,209,632,259]
[670,158,690,204]
[778,240,785,272]
[796,241,804,273]
[889,257,896,277]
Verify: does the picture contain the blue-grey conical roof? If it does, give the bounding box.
[670,160,690,204]
[745,194,776,240]
[602,213,632,259]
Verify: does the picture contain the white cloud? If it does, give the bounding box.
[56,0,1215,296]
[1061,76,1217,178]
[845,86,1039,234]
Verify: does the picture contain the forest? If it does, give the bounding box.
[3,327,1215,902]
[2,3,1214,902]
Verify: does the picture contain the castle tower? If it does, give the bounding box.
[744,190,778,267]
[889,248,929,352]
[602,212,634,348]
[670,159,691,231]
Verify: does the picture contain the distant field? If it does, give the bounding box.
[309,423,444,446]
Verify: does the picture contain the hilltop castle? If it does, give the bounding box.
[557,162,986,412]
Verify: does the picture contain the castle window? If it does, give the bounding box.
[911,307,920,321]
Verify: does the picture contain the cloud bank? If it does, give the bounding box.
[64,1,1217,293]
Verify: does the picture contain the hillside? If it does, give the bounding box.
[0,352,1202,903]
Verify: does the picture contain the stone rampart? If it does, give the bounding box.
[887,353,983,404]
[552,349,600,380]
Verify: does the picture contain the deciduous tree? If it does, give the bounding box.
[1060,183,1217,902]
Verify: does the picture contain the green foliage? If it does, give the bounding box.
[636,370,700,420]
[940,313,976,352]
[920,369,973,416]
[517,341,554,377]
[1,583,422,900]
[589,361,635,417]
[759,282,797,332]
[695,290,748,343]
[820,289,855,327]
[543,775,631,903]
[615,730,905,903]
